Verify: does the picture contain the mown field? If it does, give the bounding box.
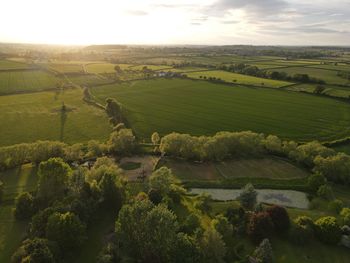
[186,70,292,88]
[0,60,30,70]
[0,88,111,146]
[0,70,61,94]
[0,165,38,262]
[91,78,350,142]
[67,74,113,87]
[161,157,309,181]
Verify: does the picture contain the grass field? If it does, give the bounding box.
[68,74,113,87]
[0,88,112,146]
[0,60,30,70]
[161,157,308,181]
[91,78,350,142]
[0,70,61,94]
[85,63,134,74]
[48,63,84,73]
[0,164,38,262]
[279,67,349,85]
[186,70,292,88]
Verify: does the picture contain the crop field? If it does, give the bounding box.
[186,70,292,88]
[86,63,133,74]
[278,67,349,85]
[0,164,38,262]
[0,88,111,146]
[0,70,61,94]
[68,74,113,87]
[91,78,350,142]
[129,64,173,71]
[47,63,84,73]
[161,157,308,181]
[288,84,350,98]
[0,60,30,70]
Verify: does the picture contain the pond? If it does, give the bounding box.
[190,188,309,209]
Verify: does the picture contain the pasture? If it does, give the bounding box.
[278,66,349,85]
[68,74,113,87]
[0,60,30,70]
[91,78,350,142]
[0,88,111,146]
[0,164,38,262]
[161,157,308,181]
[186,70,292,88]
[86,63,133,74]
[0,70,61,94]
[47,63,84,73]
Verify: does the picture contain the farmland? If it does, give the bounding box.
[186,70,292,88]
[0,60,31,70]
[0,70,61,94]
[0,88,111,146]
[91,78,350,142]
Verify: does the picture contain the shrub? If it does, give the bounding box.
[148,188,163,205]
[14,192,35,220]
[11,238,55,263]
[307,173,326,193]
[289,216,314,245]
[252,238,274,263]
[247,212,274,243]
[340,208,350,225]
[266,205,290,233]
[314,216,341,244]
[211,214,233,242]
[328,199,343,214]
[238,183,257,210]
[317,185,334,200]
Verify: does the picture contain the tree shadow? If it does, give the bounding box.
[60,108,68,142]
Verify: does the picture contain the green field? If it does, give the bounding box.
[0,70,61,94]
[91,78,350,142]
[85,63,133,74]
[0,164,38,262]
[0,60,30,70]
[161,157,308,181]
[48,63,84,73]
[279,67,349,85]
[0,88,112,146]
[186,70,292,88]
[68,74,113,87]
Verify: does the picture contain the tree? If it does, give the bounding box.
[314,216,341,244]
[37,158,72,205]
[266,205,290,233]
[148,188,163,205]
[46,212,86,253]
[14,192,35,220]
[340,208,350,225]
[98,172,124,210]
[247,212,274,243]
[317,184,334,200]
[105,98,122,125]
[11,238,54,263]
[198,226,226,263]
[0,181,3,203]
[211,214,233,242]
[115,200,178,262]
[252,238,274,263]
[180,213,201,235]
[148,167,181,196]
[289,216,314,245]
[313,85,325,94]
[238,183,257,210]
[174,233,201,263]
[108,129,136,155]
[151,132,160,145]
[307,173,326,193]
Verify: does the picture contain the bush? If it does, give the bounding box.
[148,188,163,205]
[317,185,334,200]
[11,238,55,263]
[247,212,274,243]
[289,216,314,245]
[266,205,290,233]
[314,216,341,244]
[307,173,326,193]
[328,199,343,214]
[238,183,257,210]
[340,208,350,225]
[14,192,35,220]
[252,238,274,263]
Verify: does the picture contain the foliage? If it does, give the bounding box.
[247,212,274,243]
[46,212,86,253]
[14,192,35,220]
[289,216,314,245]
[107,129,136,155]
[115,200,178,262]
[198,226,226,263]
[307,173,327,193]
[314,216,342,244]
[211,214,233,242]
[98,172,124,210]
[11,238,55,263]
[340,208,350,225]
[37,158,72,205]
[266,205,290,233]
[317,184,334,200]
[180,213,201,235]
[252,238,274,263]
[174,233,201,263]
[238,183,257,210]
[327,199,343,214]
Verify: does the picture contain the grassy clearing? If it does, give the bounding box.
[91,78,350,142]
[0,164,38,262]
[186,70,292,88]
[0,70,61,94]
[0,88,111,146]
[0,60,30,70]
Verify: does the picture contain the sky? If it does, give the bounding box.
[0,0,349,46]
